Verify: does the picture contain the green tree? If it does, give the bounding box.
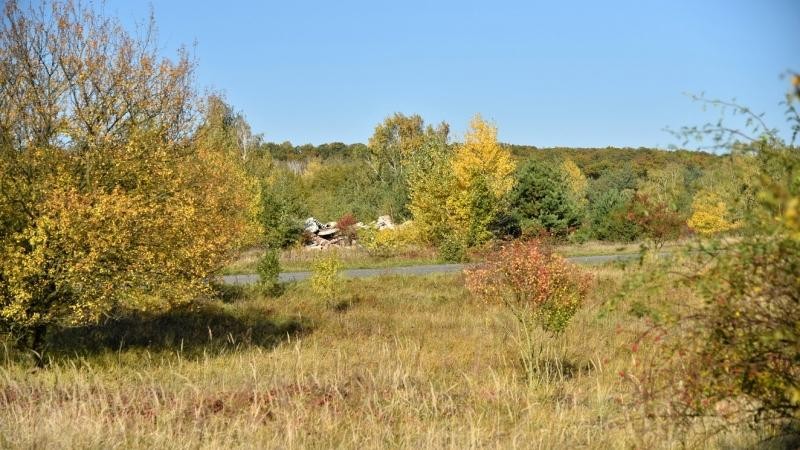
[586,166,641,241]
[587,189,641,241]
[510,161,582,238]
[261,168,308,248]
[367,113,449,220]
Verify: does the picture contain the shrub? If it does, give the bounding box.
[465,240,591,335]
[256,248,282,296]
[438,236,468,263]
[630,96,800,440]
[358,222,421,257]
[466,240,591,382]
[626,193,685,249]
[260,169,307,248]
[685,236,800,424]
[336,212,358,243]
[310,253,343,305]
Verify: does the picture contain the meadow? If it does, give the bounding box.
[0,264,774,449]
[0,3,796,448]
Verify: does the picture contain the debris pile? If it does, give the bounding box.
[304,218,342,249]
[375,215,395,230]
[303,215,394,249]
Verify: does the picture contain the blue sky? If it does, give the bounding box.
[113,1,799,148]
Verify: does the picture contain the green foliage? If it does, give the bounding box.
[302,159,396,222]
[510,161,582,238]
[256,249,282,296]
[367,113,449,220]
[587,189,641,242]
[260,169,307,248]
[310,253,343,304]
[438,236,468,263]
[250,138,728,249]
[637,163,693,215]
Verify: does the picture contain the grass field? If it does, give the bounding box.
[0,265,775,449]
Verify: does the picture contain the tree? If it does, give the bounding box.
[587,189,640,241]
[510,161,582,238]
[367,113,448,220]
[260,167,308,248]
[0,1,258,361]
[448,115,515,246]
[406,131,455,244]
[626,193,685,248]
[686,189,738,235]
[586,166,641,241]
[561,158,588,208]
[637,163,692,215]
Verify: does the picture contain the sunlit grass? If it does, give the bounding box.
[0,267,769,449]
[221,245,441,274]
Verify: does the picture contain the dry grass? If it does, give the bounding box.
[553,240,685,257]
[0,266,768,449]
[222,246,440,274]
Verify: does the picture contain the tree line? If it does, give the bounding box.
[251,115,739,255]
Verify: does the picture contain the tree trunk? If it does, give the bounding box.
[30,324,48,368]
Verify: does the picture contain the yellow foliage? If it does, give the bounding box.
[359,222,422,256]
[406,137,455,244]
[0,2,260,335]
[310,252,342,303]
[448,115,515,245]
[452,115,516,199]
[784,197,800,241]
[562,159,588,205]
[687,190,739,235]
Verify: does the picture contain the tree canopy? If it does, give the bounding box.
[0,0,258,355]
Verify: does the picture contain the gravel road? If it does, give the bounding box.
[220,253,644,285]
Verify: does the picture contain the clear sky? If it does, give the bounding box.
[113,0,799,148]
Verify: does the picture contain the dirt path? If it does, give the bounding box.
[220,253,644,285]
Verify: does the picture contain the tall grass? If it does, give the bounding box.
[0,268,769,449]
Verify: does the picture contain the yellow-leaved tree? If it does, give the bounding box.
[406,131,455,244]
[0,1,259,361]
[687,190,739,235]
[447,115,515,247]
[561,159,588,207]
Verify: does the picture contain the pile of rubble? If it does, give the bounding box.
[303,215,395,249]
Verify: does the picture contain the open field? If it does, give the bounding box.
[0,266,771,449]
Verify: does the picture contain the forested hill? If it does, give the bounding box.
[506,145,719,178]
[258,141,721,177]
